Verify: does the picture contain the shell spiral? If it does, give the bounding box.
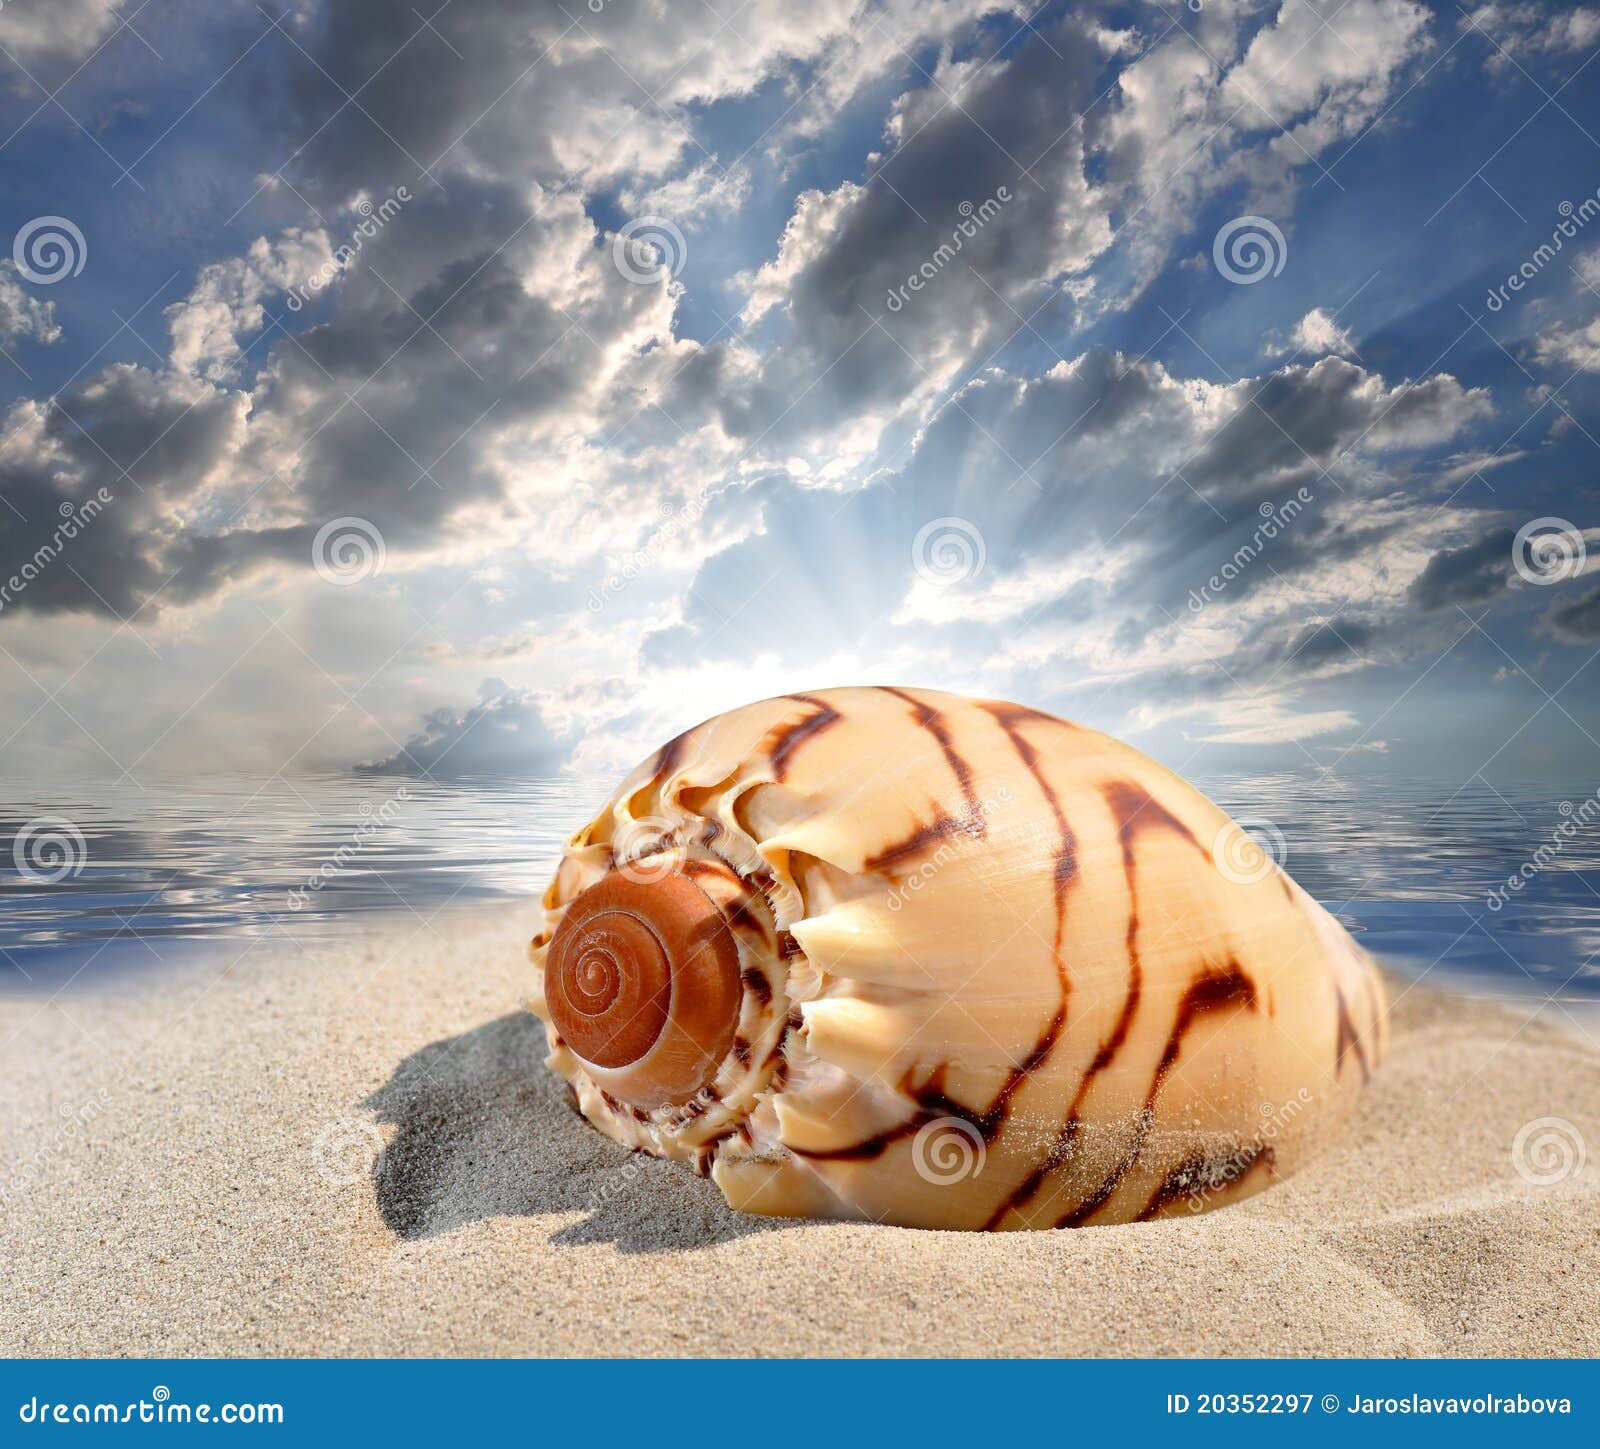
[528,686,1387,1231]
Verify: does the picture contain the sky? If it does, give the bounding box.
[0,0,1597,788]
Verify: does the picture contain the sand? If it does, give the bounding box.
[2,902,1597,1358]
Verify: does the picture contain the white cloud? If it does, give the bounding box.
[0,0,126,64]
[165,230,338,381]
[1535,313,1600,372]
[0,263,60,345]
[1290,307,1357,356]
[1462,3,1600,69]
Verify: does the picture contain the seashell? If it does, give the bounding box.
[528,686,1387,1230]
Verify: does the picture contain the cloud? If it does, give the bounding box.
[644,344,1494,761]
[619,161,752,232]
[0,0,1571,780]
[1461,3,1600,68]
[1288,307,1357,357]
[0,0,127,65]
[1545,582,1600,643]
[1535,313,1600,373]
[1408,527,1516,609]
[358,679,568,776]
[0,263,60,345]
[165,229,338,380]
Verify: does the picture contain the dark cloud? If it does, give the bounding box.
[1187,361,1490,502]
[680,14,1106,445]
[1278,619,1375,670]
[358,679,568,776]
[0,367,246,617]
[1408,528,1516,610]
[651,347,1493,677]
[1545,582,1600,643]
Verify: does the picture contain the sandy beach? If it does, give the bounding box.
[2,902,1597,1358]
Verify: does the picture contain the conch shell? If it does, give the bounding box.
[528,687,1386,1230]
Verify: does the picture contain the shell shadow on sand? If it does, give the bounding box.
[364,1013,794,1252]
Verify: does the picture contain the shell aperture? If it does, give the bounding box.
[528,686,1387,1231]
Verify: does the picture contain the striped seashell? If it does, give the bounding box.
[527,686,1387,1230]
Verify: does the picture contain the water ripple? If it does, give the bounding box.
[2,770,1597,999]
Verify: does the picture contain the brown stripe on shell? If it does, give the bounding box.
[766,693,843,781]
[1334,985,1370,1082]
[1056,961,1259,1228]
[863,809,982,873]
[742,966,772,1007]
[998,778,1198,1224]
[974,702,1079,1228]
[651,726,694,783]
[1135,1144,1276,1221]
[880,686,986,839]
[799,775,1216,1202]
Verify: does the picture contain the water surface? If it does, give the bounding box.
[2,770,1597,1001]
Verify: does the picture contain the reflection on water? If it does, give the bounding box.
[2,770,1597,999]
[1198,773,1600,1002]
[0,773,603,986]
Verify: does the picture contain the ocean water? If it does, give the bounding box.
[1,771,1597,1001]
